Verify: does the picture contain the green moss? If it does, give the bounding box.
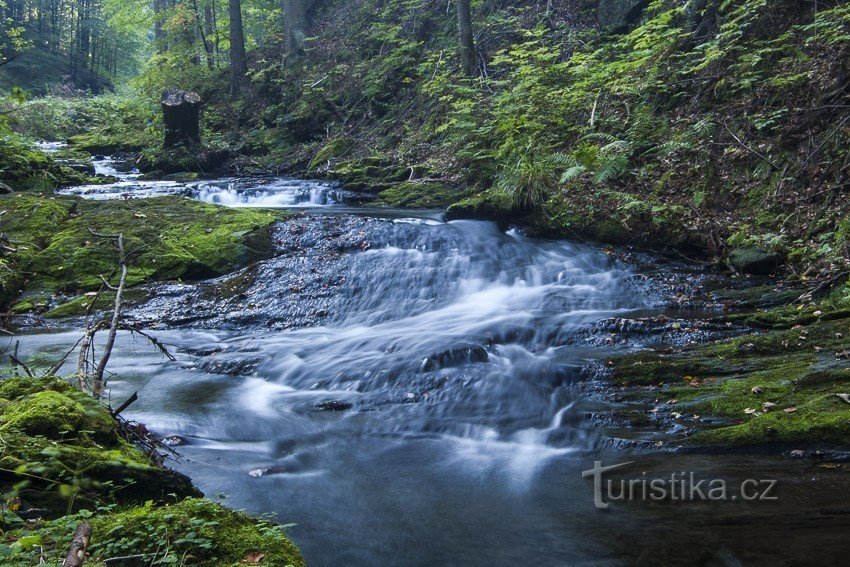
[0,390,117,444]
[446,188,517,221]
[309,136,354,169]
[0,376,73,400]
[0,378,199,517]
[0,194,281,299]
[374,181,462,208]
[88,498,305,567]
[68,131,148,155]
[610,313,850,448]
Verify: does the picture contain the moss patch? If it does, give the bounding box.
[609,309,850,449]
[0,377,199,516]
[373,180,463,209]
[0,376,302,566]
[0,194,282,306]
[0,390,117,444]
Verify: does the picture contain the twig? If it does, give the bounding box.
[723,122,779,171]
[110,392,138,418]
[119,325,176,361]
[9,340,34,378]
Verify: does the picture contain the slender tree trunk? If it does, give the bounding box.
[153,0,165,53]
[281,0,308,59]
[229,0,248,94]
[456,0,476,77]
[203,2,215,67]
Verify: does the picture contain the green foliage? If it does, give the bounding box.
[89,498,305,566]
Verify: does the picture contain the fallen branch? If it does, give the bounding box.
[723,122,780,171]
[9,340,34,378]
[86,230,127,399]
[110,392,138,418]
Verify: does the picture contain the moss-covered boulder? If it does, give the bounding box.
[0,390,117,444]
[0,377,199,515]
[445,188,519,222]
[309,136,354,170]
[374,181,463,209]
[0,135,113,192]
[0,376,302,566]
[137,145,232,175]
[0,194,282,307]
[68,131,149,155]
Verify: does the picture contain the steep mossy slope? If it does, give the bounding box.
[221,0,848,275]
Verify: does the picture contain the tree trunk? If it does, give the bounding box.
[63,523,93,567]
[456,0,476,77]
[161,90,202,147]
[203,3,216,67]
[229,0,248,94]
[153,0,165,53]
[281,0,308,60]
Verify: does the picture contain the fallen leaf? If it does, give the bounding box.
[836,393,850,405]
[751,386,764,395]
[762,402,777,411]
[744,407,757,414]
[784,407,798,413]
[242,552,266,564]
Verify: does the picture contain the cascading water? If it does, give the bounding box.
[57,155,359,207]
[18,146,850,566]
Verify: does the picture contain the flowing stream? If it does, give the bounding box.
[15,155,850,565]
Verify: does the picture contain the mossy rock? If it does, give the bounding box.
[728,246,782,275]
[309,136,354,169]
[0,376,73,400]
[445,188,518,222]
[87,498,305,566]
[608,312,850,449]
[68,131,147,155]
[0,194,282,300]
[374,181,462,209]
[0,377,199,515]
[0,389,118,444]
[138,146,232,175]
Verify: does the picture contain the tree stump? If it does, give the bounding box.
[161,89,202,147]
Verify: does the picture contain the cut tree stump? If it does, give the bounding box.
[161,89,202,147]
[63,522,93,566]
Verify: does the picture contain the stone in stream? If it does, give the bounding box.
[312,400,353,412]
[420,344,488,372]
[728,246,781,275]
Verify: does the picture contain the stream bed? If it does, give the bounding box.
[13,155,850,565]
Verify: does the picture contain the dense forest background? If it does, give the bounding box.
[2,0,850,278]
